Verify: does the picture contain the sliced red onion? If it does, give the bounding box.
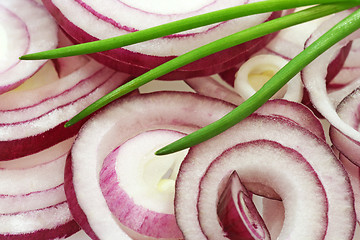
[0,60,130,160]
[0,137,80,239]
[256,99,325,140]
[175,114,355,239]
[234,54,303,102]
[330,40,360,88]
[65,92,234,239]
[328,77,360,108]
[100,129,187,239]
[0,184,65,214]
[0,0,58,93]
[217,171,270,240]
[198,139,327,239]
[0,201,79,240]
[43,0,278,79]
[0,153,66,196]
[329,87,360,166]
[184,76,244,105]
[0,137,74,169]
[302,10,360,143]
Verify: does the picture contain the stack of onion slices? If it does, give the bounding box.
[66,91,355,239]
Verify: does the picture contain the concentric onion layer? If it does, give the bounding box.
[0,60,130,160]
[329,87,360,166]
[197,139,327,239]
[0,0,58,93]
[42,0,278,79]
[65,92,234,239]
[255,99,325,140]
[175,114,355,239]
[302,10,360,143]
[0,139,79,239]
[99,129,188,239]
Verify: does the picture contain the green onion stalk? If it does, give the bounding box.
[20,0,360,155]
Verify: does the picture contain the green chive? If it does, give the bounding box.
[20,0,359,60]
[156,7,360,155]
[64,2,356,128]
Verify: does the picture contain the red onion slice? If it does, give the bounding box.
[0,201,79,240]
[0,0,58,93]
[43,0,277,79]
[329,87,360,166]
[256,99,325,140]
[66,92,234,239]
[175,114,355,239]
[0,137,80,239]
[302,10,360,143]
[198,140,327,239]
[99,129,187,239]
[0,60,130,160]
[330,40,360,88]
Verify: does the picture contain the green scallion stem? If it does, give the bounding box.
[156,7,360,155]
[64,2,356,128]
[20,0,359,60]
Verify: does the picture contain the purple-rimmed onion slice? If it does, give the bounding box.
[329,39,360,89]
[198,140,327,239]
[302,10,360,143]
[175,114,355,239]
[255,99,325,140]
[0,60,130,160]
[0,0,58,93]
[329,87,360,166]
[65,92,235,239]
[100,129,188,239]
[42,0,278,79]
[0,138,79,239]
